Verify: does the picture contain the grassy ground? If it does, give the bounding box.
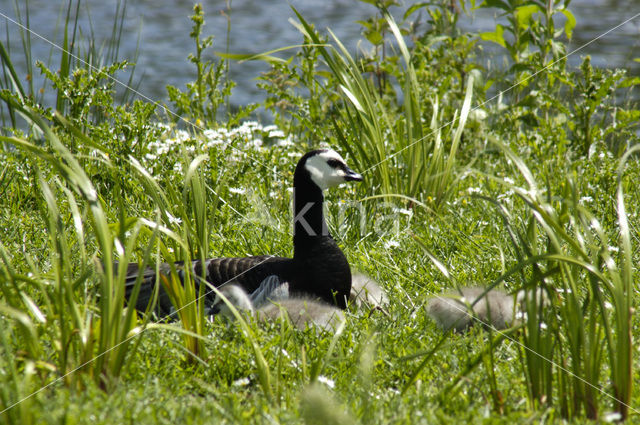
[1,122,638,424]
[1,1,640,424]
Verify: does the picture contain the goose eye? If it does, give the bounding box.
[326,159,343,169]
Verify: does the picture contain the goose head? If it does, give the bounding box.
[296,149,363,191]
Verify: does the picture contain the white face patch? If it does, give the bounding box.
[305,150,350,190]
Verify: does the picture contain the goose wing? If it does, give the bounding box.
[122,255,292,316]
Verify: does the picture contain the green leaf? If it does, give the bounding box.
[619,76,640,88]
[479,24,506,48]
[515,5,541,30]
[365,30,384,45]
[561,9,576,40]
[404,2,430,20]
[216,44,328,64]
[479,0,512,11]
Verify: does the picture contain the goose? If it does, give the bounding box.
[124,149,362,316]
[211,284,346,332]
[426,287,547,332]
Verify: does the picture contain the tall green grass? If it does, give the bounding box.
[0,104,148,396]
[0,103,278,417]
[291,8,472,206]
[479,142,634,420]
[404,140,635,420]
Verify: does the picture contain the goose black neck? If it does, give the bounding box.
[293,169,329,257]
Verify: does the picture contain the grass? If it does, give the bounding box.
[1,0,640,423]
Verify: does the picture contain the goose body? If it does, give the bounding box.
[212,284,345,332]
[124,149,362,316]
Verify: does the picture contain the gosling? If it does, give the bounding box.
[426,287,546,332]
[211,284,345,332]
[349,273,389,308]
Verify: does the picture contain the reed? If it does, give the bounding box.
[291,8,472,207]
[483,142,634,420]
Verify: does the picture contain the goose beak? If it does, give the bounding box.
[344,166,363,182]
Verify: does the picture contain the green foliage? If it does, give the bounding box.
[0,104,147,397]
[38,61,132,126]
[1,0,640,424]
[477,0,575,65]
[258,3,481,208]
[166,4,256,129]
[477,0,640,157]
[0,0,138,133]
[484,142,634,420]
[257,41,329,144]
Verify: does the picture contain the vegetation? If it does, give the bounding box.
[1,0,639,423]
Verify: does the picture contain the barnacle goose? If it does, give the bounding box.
[426,287,547,332]
[124,149,362,316]
[211,284,346,332]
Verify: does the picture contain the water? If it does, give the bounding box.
[2,0,639,115]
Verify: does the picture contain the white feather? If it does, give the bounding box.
[305,150,350,190]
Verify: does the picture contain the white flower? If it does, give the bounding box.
[229,187,246,195]
[203,129,225,146]
[384,240,400,249]
[232,377,250,387]
[263,125,278,132]
[276,137,294,147]
[269,129,285,138]
[165,211,182,225]
[175,130,191,142]
[316,375,335,389]
[392,207,412,216]
[247,139,263,149]
[469,108,487,121]
[602,412,622,423]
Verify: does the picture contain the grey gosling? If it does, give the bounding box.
[426,287,546,332]
[212,284,345,332]
[349,273,390,319]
